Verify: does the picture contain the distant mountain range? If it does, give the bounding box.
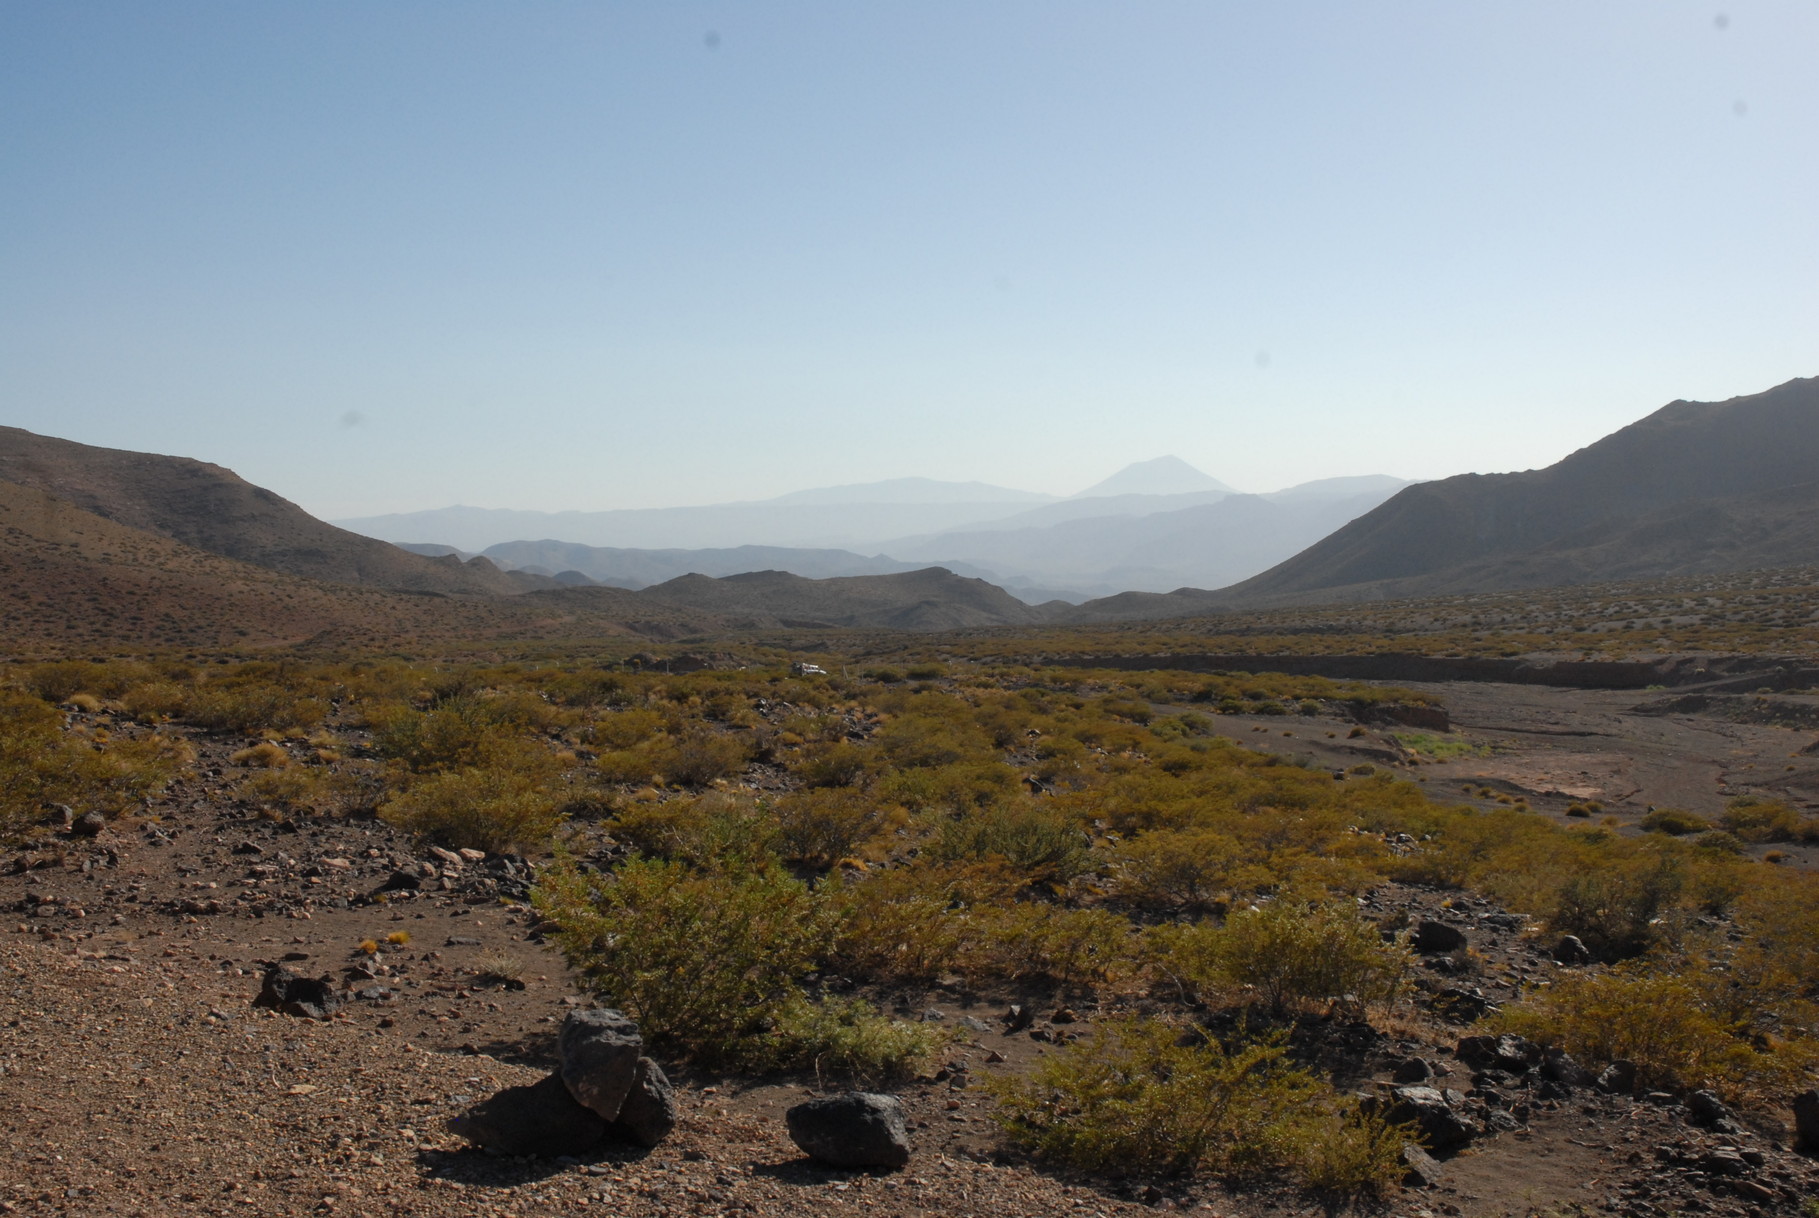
[7,375,1814,649]
[338,460,1408,599]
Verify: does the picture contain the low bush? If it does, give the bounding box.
[771,787,888,867]
[1149,901,1409,1015]
[988,1018,1406,1193]
[379,766,564,852]
[1639,807,1711,836]
[609,792,779,870]
[924,801,1093,886]
[535,857,842,1067]
[1491,965,1817,1098]
[1109,828,1243,911]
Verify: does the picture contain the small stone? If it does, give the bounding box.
[1392,1057,1434,1084]
[1400,1143,1446,1188]
[1456,1034,1539,1074]
[429,847,463,865]
[786,1092,912,1169]
[457,848,486,862]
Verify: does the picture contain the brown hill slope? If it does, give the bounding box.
[1217,375,1819,606]
[0,427,545,596]
[0,480,713,653]
[632,567,1051,629]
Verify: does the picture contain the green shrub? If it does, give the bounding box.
[645,730,749,786]
[379,766,564,852]
[772,787,887,867]
[988,1018,1405,1193]
[0,691,185,840]
[534,857,839,1066]
[609,792,779,869]
[1149,901,1409,1014]
[771,995,947,1084]
[925,801,1093,886]
[1720,796,1803,842]
[1639,807,1711,836]
[1491,965,1817,1097]
[1110,828,1243,911]
[1548,855,1684,961]
[790,741,873,788]
[967,902,1133,986]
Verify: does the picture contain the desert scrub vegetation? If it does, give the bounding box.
[987,1019,1407,1193]
[533,856,943,1080]
[0,688,186,841]
[6,646,1818,1190]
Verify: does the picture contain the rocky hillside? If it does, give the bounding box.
[0,426,546,597]
[1217,375,1819,605]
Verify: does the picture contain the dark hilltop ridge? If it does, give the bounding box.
[1059,375,1819,621]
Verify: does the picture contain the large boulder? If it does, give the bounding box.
[558,1008,645,1120]
[252,964,341,1020]
[449,1072,609,1157]
[786,1092,912,1169]
[1596,1059,1638,1095]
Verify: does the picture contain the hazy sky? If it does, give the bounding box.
[3,2,1814,517]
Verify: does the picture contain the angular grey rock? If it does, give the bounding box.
[606,1057,678,1148]
[448,1071,609,1157]
[1456,1034,1539,1074]
[786,1092,912,1168]
[71,811,107,837]
[1686,1089,1735,1129]
[1552,934,1593,965]
[558,1008,644,1120]
[1792,1088,1819,1152]
[251,963,341,1020]
[1385,1086,1477,1154]
[1595,1059,1638,1094]
[1412,920,1467,954]
[1399,1142,1446,1187]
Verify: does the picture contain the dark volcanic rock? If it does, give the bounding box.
[786,1092,912,1168]
[1385,1086,1477,1154]
[70,811,107,837]
[251,964,341,1020]
[1456,1034,1539,1074]
[448,1072,608,1158]
[1412,920,1467,954]
[1596,1059,1638,1094]
[558,1008,644,1120]
[1791,1088,1819,1152]
[606,1057,677,1148]
[1399,1143,1446,1187]
[1552,934,1594,965]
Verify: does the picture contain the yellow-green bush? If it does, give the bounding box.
[1149,902,1409,1014]
[924,800,1093,886]
[609,792,778,869]
[379,766,564,852]
[538,857,830,1055]
[771,787,889,867]
[1491,965,1816,1098]
[0,691,185,840]
[988,1018,1406,1193]
[1109,827,1244,911]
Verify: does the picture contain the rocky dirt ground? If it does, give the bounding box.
[5,699,1819,1217]
[1178,679,1819,867]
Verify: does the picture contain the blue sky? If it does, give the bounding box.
[3,2,1814,516]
